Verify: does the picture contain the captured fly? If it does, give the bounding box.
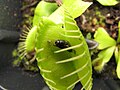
[54,40,73,52]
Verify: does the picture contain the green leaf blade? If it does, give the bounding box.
[92,46,115,72]
[115,47,119,63]
[117,21,120,43]
[63,10,92,90]
[49,0,92,23]
[49,6,64,24]
[63,0,92,18]
[33,1,58,26]
[25,26,37,52]
[35,8,92,90]
[97,0,119,6]
[36,17,78,90]
[116,50,120,79]
[94,27,116,49]
[98,46,115,63]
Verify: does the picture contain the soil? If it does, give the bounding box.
[19,0,120,81]
[76,1,120,40]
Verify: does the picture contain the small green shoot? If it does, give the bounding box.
[93,21,120,78]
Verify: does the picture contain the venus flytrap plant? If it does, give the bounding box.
[17,0,93,90]
[92,21,120,78]
[35,7,92,89]
[18,0,92,61]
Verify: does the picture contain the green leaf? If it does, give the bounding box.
[116,50,120,79]
[49,6,64,24]
[98,46,115,62]
[114,47,119,63]
[114,47,120,79]
[94,27,116,49]
[117,21,120,43]
[35,8,92,90]
[33,1,58,26]
[92,57,103,72]
[96,0,119,6]
[25,26,37,52]
[49,0,92,23]
[92,46,115,72]
[33,0,92,26]
[63,0,92,18]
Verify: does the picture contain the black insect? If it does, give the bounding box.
[55,40,73,52]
